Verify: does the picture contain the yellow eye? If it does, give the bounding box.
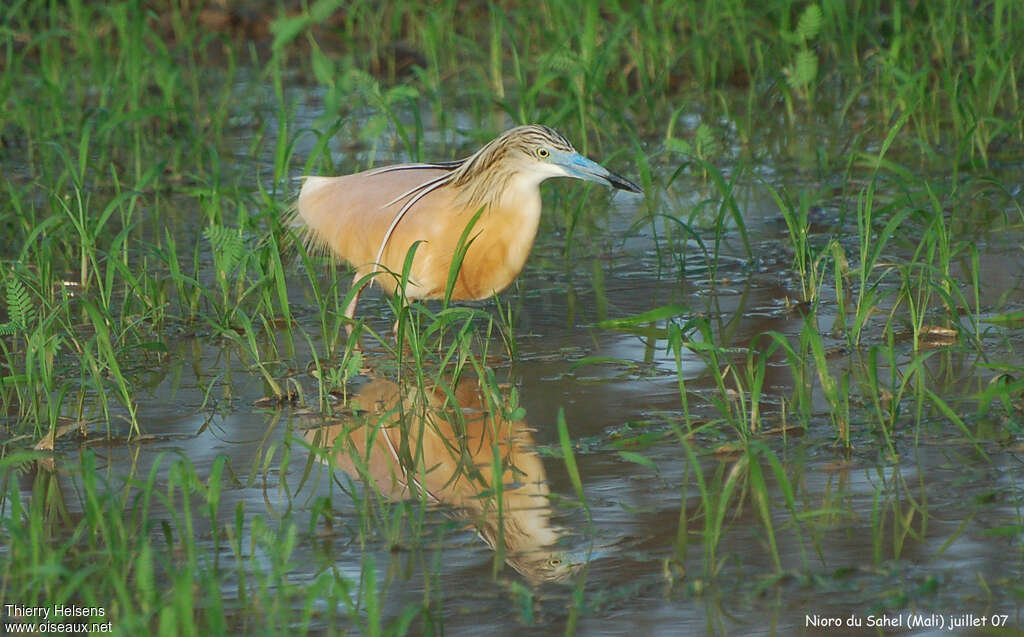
[548,558,561,566]
[537,147,550,158]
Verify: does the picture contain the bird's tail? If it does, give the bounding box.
[286,176,335,259]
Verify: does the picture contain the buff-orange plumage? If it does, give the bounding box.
[293,125,641,332]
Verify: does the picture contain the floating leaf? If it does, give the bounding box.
[982,524,1024,537]
[983,310,1024,327]
[568,356,637,373]
[617,450,657,470]
[598,304,689,329]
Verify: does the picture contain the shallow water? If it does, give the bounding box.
[5,85,1024,634]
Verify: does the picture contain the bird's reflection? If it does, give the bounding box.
[304,376,577,584]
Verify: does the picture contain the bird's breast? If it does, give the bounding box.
[454,189,543,300]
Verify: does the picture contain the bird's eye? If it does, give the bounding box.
[548,558,561,566]
[536,147,550,158]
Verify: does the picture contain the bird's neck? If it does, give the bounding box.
[453,168,546,213]
[486,174,543,277]
[446,171,544,300]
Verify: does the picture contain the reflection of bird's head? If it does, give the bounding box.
[470,471,569,585]
[508,551,583,586]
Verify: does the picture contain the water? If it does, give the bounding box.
[6,93,1024,635]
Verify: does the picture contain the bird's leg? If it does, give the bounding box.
[343,273,368,338]
[391,296,407,339]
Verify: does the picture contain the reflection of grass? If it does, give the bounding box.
[1,449,431,634]
[652,112,1023,446]
[2,0,1024,633]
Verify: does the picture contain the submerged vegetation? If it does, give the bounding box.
[2,0,1023,634]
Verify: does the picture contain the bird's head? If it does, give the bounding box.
[456,125,643,195]
[500,125,643,193]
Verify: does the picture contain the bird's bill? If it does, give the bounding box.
[557,151,643,194]
[601,168,643,194]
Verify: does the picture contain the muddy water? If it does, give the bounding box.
[10,117,1024,635]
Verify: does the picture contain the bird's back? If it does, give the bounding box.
[296,166,453,274]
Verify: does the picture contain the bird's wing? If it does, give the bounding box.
[364,160,465,176]
[296,166,455,272]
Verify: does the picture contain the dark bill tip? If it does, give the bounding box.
[605,171,643,194]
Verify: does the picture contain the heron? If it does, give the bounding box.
[294,124,642,333]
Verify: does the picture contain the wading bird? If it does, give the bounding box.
[294,125,641,332]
